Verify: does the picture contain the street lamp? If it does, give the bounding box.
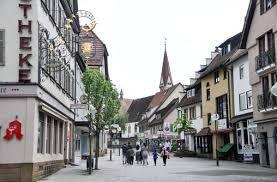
[211,113,220,167]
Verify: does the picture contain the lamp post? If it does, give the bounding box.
[212,114,220,167]
[88,105,96,175]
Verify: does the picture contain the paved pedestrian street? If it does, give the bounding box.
[40,152,277,182]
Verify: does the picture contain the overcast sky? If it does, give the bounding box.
[79,0,250,99]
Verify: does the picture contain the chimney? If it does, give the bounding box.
[195,72,200,79]
[206,58,212,65]
[190,78,197,85]
[200,65,207,69]
[211,46,220,59]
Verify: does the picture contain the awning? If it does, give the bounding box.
[212,128,234,134]
[183,128,197,135]
[218,143,234,153]
[230,112,253,123]
[195,127,212,136]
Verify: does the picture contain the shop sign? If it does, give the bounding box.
[18,0,33,83]
[3,119,23,140]
[242,145,253,162]
[218,119,227,129]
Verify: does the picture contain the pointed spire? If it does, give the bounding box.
[159,39,173,91]
[120,89,123,100]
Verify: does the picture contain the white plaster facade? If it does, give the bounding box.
[0,0,84,180]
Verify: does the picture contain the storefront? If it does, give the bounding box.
[195,127,213,158]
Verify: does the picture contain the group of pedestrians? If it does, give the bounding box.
[122,142,170,166]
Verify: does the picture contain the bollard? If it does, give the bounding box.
[110,149,112,161]
[119,147,120,156]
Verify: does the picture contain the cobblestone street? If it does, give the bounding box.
[40,151,277,182]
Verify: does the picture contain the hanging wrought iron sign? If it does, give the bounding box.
[77,10,97,32]
[39,27,71,71]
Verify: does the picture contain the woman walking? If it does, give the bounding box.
[161,147,169,166]
[135,144,142,164]
[152,150,158,166]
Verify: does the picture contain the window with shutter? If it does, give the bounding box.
[0,30,4,66]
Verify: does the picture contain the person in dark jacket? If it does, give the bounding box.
[122,144,127,164]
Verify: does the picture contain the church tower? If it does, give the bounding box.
[159,40,173,91]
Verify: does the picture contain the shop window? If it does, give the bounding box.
[37,112,45,153]
[53,120,58,154]
[46,116,52,154]
[59,122,63,154]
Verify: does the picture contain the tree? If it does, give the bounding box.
[173,115,193,134]
[82,69,120,171]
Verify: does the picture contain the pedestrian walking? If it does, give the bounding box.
[128,148,135,165]
[161,147,169,166]
[152,149,158,166]
[122,143,128,164]
[141,148,148,165]
[135,144,142,164]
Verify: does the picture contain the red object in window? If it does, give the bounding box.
[3,119,23,140]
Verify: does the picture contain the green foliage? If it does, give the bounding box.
[82,69,120,132]
[113,113,128,131]
[173,115,193,134]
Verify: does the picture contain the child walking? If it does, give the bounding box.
[152,150,158,166]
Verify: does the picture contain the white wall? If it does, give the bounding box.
[0,0,38,82]
[233,54,253,116]
[0,98,36,163]
[122,122,138,138]
[181,103,203,132]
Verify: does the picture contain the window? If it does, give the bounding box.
[59,122,63,153]
[261,0,276,14]
[37,112,45,153]
[258,35,266,56]
[46,116,52,154]
[206,82,210,87]
[239,65,244,79]
[170,124,174,132]
[207,113,211,125]
[187,89,195,98]
[223,70,227,80]
[200,105,203,118]
[216,94,228,119]
[239,93,247,111]
[183,109,188,119]
[0,30,4,65]
[214,71,220,84]
[246,91,253,108]
[267,30,276,60]
[272,72,277,86]
[53,120,58,154]
[206,89,211,101]
[189,107,196,120]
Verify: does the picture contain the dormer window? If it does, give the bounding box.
[156,114,161,119]
[222,43,231,55]
[187,89,195,98]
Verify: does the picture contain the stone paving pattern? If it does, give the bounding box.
[40,151,277,182]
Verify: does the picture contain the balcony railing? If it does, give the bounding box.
[255,50,276,74]
[257,93,277,112]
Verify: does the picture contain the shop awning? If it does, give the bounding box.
[230,112,253,123]
[195,127,212,136]
[218,143,234,153]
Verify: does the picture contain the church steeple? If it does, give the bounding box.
[159,39,173,91]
